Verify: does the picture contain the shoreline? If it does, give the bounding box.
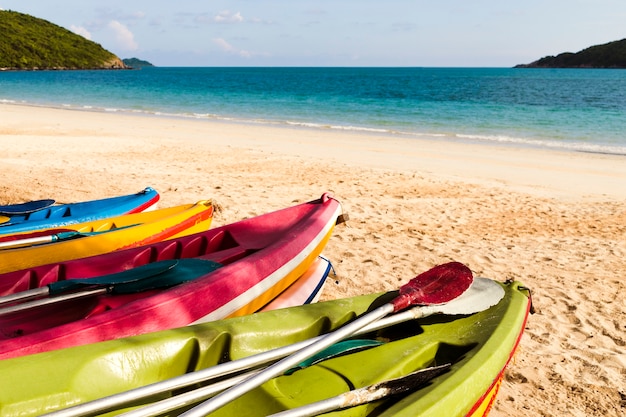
[2,102,626,202]
[3,99,626,158]
[1,102,625,416]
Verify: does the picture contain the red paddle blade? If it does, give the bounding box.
[392,262,473,311]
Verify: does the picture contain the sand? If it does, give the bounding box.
[1,103,625,416]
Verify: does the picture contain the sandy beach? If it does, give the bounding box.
[1,103,625,416]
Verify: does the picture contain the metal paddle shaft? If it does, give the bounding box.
[0,224,139,250]
[43,276,500,417]
[120,363,451,417]
[0,234,63,250]
[180,262,473,417]
[0,287,110,316]
[267,364,452,417]
[118,340,384,417]
[0,259,222,317]
[116,371,261,417]
[0,260,178,309]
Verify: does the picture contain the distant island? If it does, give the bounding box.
[0,10,127,70]
[122,58,155,68]
[515,38,626,69]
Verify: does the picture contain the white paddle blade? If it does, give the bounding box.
[433,277,504,315]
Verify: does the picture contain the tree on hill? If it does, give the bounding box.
[122,57,155,68]
[0,9,126,70]
[515,39,626,69]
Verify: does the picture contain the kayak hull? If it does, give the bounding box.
[0,279,531,416]
[260,255,332,312]
[0,194,341,359]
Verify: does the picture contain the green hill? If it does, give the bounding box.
[0,10,126,70]
[122,57,155,68]
[515,39,626,69]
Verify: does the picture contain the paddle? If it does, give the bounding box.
[0,199,55,215]
[45,275,501,417]
[267,364,452,417]
[118,362,450,417]
[0,228,75,243]
[0,259,222,316]
[116,340,385,417]
[179,262,474,417]
[0,226,138,250]
[0,260,175,307]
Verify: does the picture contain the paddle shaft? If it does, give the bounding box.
[180,303,395,417]
[180,262,473,417]
[267,365,452,417]
[0,233,65,250]
[0,224,139,250]
[0,286,50,307]
[0,287,108,316]
[117,370,260,417]
[0,259,180,309]
[0,259,221,317]
[45,277,498,417]
[117,307,392,417]
[121,363,451,417]
[43,305,406,417]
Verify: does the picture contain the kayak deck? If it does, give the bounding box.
[0,280,531,417]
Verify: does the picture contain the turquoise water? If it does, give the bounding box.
[1,67,625,155]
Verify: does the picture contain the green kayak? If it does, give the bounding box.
[0,279,531,417]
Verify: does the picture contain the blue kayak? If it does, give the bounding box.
[0,187,159,234]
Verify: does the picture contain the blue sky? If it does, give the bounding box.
[1,1,624,67]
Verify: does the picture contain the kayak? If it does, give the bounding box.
[0,193,343,359]
[0,277,531,417]
[260,255,332,312]
[0,187,160,234]
[0,201,214,274]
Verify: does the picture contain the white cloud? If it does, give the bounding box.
[214,10,244,23]
[213,38,251,58]
[196,10,244,25]
[70,25,92,40]
[107,20,138,51]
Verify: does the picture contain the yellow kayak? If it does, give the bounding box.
[0,201,213,274]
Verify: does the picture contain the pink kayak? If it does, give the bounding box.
[0,193,344,360]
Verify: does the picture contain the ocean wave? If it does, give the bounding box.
[3,99,625,157]
[455,133,626,156]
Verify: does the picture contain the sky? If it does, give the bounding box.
[1,1,625,67]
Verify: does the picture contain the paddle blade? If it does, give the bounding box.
[392,262,473,311]
[435,277,505,315]
[48,259,222,295]
[48,260,179,295]
[0,199,55,215]
[112,259,222,293]
[347,363,452,401]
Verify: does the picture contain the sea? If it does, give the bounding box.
[1,67,625,155]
